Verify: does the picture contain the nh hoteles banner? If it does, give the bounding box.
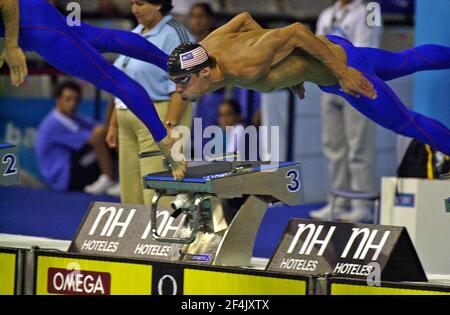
[268,219,427,282]
[69,202,187,262]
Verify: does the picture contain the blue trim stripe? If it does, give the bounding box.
[145,162,299,183]
[145,176,206,183]
[0,144,14,149]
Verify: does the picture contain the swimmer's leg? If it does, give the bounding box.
[15,0,168,70]
[340,73,450,155]
[360,45,450,81]
[20,26,167,141]
[71,22,169,71]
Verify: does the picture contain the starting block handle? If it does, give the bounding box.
[151,193,207,244]
[205,152,240,162]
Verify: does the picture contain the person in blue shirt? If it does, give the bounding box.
[36,81,117,193]
[106,0,194,205]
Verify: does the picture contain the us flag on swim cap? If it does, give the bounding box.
[180,46,209,70]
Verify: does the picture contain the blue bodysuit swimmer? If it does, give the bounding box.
[0,0,187,179]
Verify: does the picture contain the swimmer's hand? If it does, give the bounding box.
[289,82,306,100]
[157,134,187,181]
[337,67,377,99]
[1,46,28,87]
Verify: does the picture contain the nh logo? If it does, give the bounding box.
[89,206,135,238]
[287,224,336,256]
[341,228,391,261]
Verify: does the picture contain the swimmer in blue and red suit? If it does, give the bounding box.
[0,0,187,179]
[168,12,450,156]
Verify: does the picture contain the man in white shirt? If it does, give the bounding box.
[310,0,382,223]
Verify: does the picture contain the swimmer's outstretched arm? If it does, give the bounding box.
[0,0,28,86]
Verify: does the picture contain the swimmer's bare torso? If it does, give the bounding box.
[202,30,347,92]
[194,12,375,100]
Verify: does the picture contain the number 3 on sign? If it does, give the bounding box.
[2,154,18,176]
[286,169,301,192]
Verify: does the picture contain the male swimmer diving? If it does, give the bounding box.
[169,12,450,156]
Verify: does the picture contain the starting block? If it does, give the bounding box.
[144,160,304,267]
[0,144,20,186]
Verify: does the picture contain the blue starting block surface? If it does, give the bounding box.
[0,144,20,186]
[0,144,14,149]
[145,161,297,183]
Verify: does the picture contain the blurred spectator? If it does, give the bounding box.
[171,0,214,17]
[193,87,261,152]
[218,99,246,155]
[110,0,134,16]
[36,81,118,194]
[188,2,215,42]
[106,0,194,205]
[99,0,121,18]
[309,0,382,223]
[55,0,127,18]
[56,0,100,14]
